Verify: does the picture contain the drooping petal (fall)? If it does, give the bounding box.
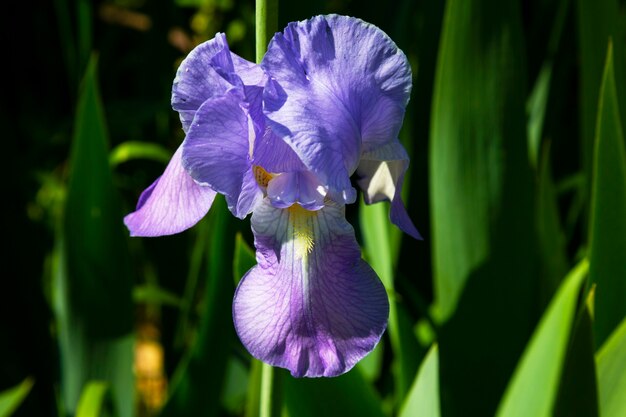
[357,139,421,239]
[262,15,412,204]
[124,145,216,236]
[233,200,389,377]
[182,92,263,219]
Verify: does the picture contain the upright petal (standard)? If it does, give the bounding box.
[262,15,412,204]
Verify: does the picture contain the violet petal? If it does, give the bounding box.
[171,33,262,132]
[182,92,263,219]
[233,200,389,377]
[262,15,411,204]
[124,145,216,236]
[357,140,421,239]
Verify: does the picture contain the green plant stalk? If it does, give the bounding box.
[260,363,283,417]
[255,0,278,63]
[256,1,281,416]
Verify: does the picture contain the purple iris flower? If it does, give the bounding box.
[125,15,420,378]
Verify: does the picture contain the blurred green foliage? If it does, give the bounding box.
[2,0,626,416]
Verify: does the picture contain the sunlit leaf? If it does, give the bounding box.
[429,0,536,321]
[496,259,589,417]
[431,1,540,415]
[588,42,626,348]
[360,198,419,400]
[109,141,171,167]
[399,344,440,417]
[75,381,112,417]
[0,377,34,417]
[357,340,383,383]
[596,316,626,417]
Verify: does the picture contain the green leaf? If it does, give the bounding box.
[553,305,599,417]
[0,377,34,417]
[221,357,249,416]
[429,0,536,321]
[63,54,133,337]
[526,0,569,169]
[360,199,419,401]
[588,42,626,348]
[431,1,540,415]
[399,344,440,417]
[133,284,182,308]
[357,339,384,383]
[245,360,263,417]
[596,316,626,417]
[109,141,171,167]
[174,216,212,348]
[75,382,112,417]
[527,65,552,169]
[577,0,626,198]
[536,144,569,304]
[496,259,589,417]
[160,196,236,417]
[284,369,385,417]
[233,233,256,286]
[57,54,134,417]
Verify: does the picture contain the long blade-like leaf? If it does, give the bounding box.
[588,42,626,348]
[75,382,111,417]
[577,0,626,202]
[496,260,589,417]
[399,344,440,417]
[596,316,626,417]
[0,378,34,417]
[431,0,540,415]
[58,54,134,417]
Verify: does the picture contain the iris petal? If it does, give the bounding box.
[266,171,326,210]
[171,33,263,132]
[233,200,389,377]
[124,145,216,236]
[357,140,421,239]
[262,15,411,204]
[182,92,263,219]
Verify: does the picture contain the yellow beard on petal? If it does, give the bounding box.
[253,165,273,187]
[288,204,315,259]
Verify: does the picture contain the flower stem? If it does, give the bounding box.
[255,0,278,63]
[259,363,282,417]
[256,3,281,416]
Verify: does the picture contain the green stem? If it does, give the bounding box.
[255,0,278,63]
[259,363,282,417]
[255,2,281,416]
